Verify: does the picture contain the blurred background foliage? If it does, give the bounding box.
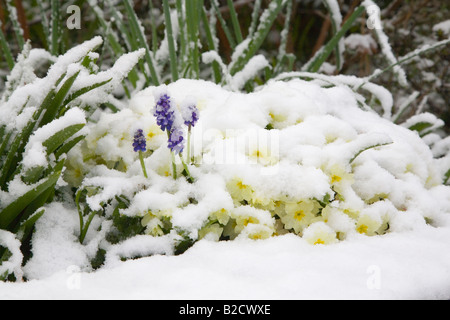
[0,0,449,131]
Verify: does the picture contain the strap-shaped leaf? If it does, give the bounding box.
[42,123,85,156]
[17,209,45,243]
[63,78,112,107]
[54,135,85,159]
[0,160,64,230]
[306,6,364,73]
[39,71,81,127]
[230,0,286,75]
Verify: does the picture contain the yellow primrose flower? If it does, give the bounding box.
[323,163,354,196]
[240,224,274,240]
[141,212,165,237]
[303,222,338,245]
[234,215,260,234]
[279,199,320,234]
[227,178,254,204]
[247,145,278,167]
[145,124,164,150]
[356,213,383,236]
[198,223,223,241]
[210,208,230,226]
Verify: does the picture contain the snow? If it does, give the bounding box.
[2,222,450,299]
[1,78,450,299]
[433,20,450,36]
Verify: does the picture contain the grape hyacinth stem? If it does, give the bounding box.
[187,125,192,164]
[168,131,177,179]
[139,151,148,179]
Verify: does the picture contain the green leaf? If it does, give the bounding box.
[21,166,46,185]
[350,142,392,164]
[42,123,85,156]
[40,71,81,127]
[63,78,113,107]
[306,6,364,73]
[230,0,286,75]
[0,21,15,70]
[0,160,64,230]
[123,0,160,85]
[444,168,450,185]
[17,209,45,243]
[408,122,434,134]
[163,0,179,82]
[54,135,85,159]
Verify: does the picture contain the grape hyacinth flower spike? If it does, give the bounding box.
[133,129,148,178]
[181,101,199,164]
[154,89,191,181]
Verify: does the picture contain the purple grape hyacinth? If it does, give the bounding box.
[182,104,199,128]
[154,93,175,132]
[168,127,185,155]
[133,129,147,152]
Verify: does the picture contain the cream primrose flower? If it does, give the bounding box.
[323,163,354,196]
[227,178,254,204]
[279,199,321,234]
[198,223,223,241]
[145,123,165,150]
[231,206,275,238]
[141,212,165,237]
[303,221,338,245]
[141,210,172,237]
[238,223,275,240]
[355,206,389,236]
[210,208,231,226]
[321,205,357,240]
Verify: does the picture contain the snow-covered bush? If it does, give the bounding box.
[63,78,450,267]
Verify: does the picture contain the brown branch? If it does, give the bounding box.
[311,15,331,57]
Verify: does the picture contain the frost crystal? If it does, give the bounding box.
[133,129,147,152]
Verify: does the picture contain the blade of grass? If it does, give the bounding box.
[201,7,222,83]
[0,21,15,70]
[211,0,236,49]
[230,0,286,75]
[123,0,160,85]
[322,0,344,71]
[50,0,60,56]
[185,0,204,79]
[163,0,179,82]
[248,0,262,38]
[227,0,243,44]
[306,6,364,73]
[176,0,187,71]
[6,0,25,50]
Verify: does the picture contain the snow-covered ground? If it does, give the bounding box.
[1,221,450,299]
